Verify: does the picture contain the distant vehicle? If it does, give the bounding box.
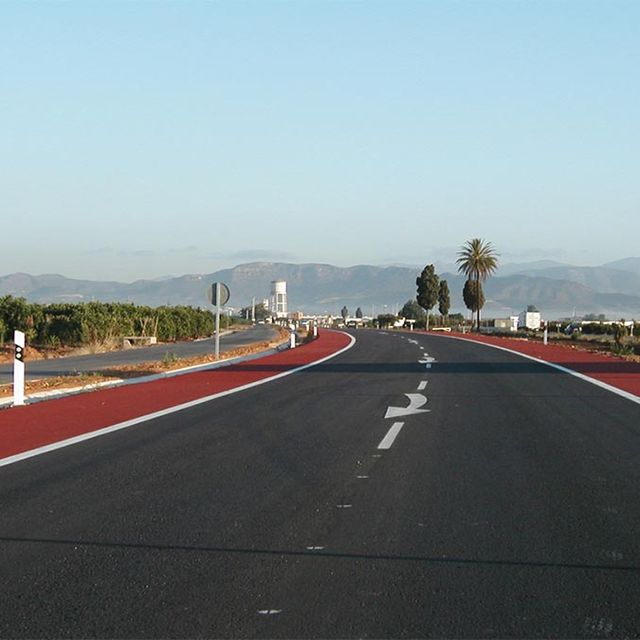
[564,322,581,335]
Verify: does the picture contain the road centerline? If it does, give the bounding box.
[377,422,405,450]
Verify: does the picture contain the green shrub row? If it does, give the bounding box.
[0,296,214,346]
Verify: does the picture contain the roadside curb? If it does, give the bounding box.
[0,340,288,409]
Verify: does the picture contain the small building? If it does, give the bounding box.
[493,316,519,332]
[518,310,542,330]
[270,280,288,319]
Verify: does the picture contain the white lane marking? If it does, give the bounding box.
[372,454,382,458]
[384,393,429,419]
[258,609,282,615]
[377,422,405,449]
[418,356,436,364]
[417,381,428,391]
[306,546,325,550]
[582,616,613,636]
[336,504,352,509]
[601,506,619,514]
[356,475,369,479]
[435,333,640,406]
[0,333,358,469]
[408,339,419,345]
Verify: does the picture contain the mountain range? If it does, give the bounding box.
[1,259,640,319]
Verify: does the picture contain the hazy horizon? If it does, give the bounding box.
[2,254,640,286]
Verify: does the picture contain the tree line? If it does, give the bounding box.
[0,296,215,347]
[415,238,498,331]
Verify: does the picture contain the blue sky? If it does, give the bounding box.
[1,0,638,281]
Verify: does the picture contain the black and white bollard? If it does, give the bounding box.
[289,324,296,349]
[13,329,25,406]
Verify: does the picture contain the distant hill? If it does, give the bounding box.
[496,260,572,277]
[602,257,640,275]
[2,260,640,318]
[493,265,640,295]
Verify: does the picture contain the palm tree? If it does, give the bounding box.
[456,238,499,331]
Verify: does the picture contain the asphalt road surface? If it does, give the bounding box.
[1,329,639,638]
[0,324,278,383]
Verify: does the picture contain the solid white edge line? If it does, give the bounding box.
[433,334,640,406]
[377,421,405,450]
[0,332,357,469]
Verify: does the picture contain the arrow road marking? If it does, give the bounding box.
[378,422,405,449]
[384,393,429,419]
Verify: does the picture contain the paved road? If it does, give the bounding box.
[0,324,278,383]
[1,329,639,638]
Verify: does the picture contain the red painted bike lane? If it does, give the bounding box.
[0,330,354,463]
[434,331,640,398]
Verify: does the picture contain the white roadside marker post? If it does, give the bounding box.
[289,324,296,349]
[543,326,548,345]
[13,330,25,407]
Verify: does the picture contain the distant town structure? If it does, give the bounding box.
[518,309,542,330]
[494,316,519,332]
[270,280,288,319]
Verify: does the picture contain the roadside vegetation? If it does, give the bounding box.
[0,295,223,356]
[456,238,499,331]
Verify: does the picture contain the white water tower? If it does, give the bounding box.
[270,280,288,318]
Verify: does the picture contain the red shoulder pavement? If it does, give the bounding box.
[0,330,354,464]
[434,331,640,399]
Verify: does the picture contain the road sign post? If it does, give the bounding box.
[214,282,221,358]
[13,329,25,407]
[207,282,230,359]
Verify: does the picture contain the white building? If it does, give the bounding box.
[493,316,520,332]
[270,280,288,319]
[518,310,542,330]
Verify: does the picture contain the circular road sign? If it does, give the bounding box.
[207,282,230,306]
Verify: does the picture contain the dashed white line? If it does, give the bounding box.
[417,381,428,391]
[258,609,282,616]
[336,504,352,509]
[377,421,405,449]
